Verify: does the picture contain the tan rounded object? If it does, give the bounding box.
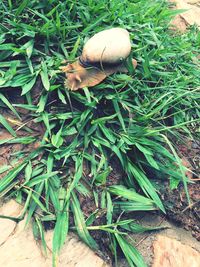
[81,28,131,65]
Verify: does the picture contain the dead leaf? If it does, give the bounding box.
[61,59,137,91]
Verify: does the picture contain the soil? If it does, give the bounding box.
[0,89,200,266]
[77,158,125,263]
[159,138,200,241]
[0,87,45,183]
[162,182,200,240]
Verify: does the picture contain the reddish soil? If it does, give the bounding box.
[162,182,200,240]
[161,138,200,241]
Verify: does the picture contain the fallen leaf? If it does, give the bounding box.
[61,59,137,91]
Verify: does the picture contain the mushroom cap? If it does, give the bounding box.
[80,28,132,65]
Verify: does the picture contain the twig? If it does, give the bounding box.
[182,200,200,213]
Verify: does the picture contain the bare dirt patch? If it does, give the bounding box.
[161,182,200,240]
[159,138,200,241]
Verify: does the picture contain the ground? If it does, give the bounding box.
[0,0,200,266]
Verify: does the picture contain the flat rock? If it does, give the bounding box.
[0,200,23,246]
[45,231,108,267]
[152,235,200,267]
[117,213,200,267]
[170,0,200,31]
[0,200,109,267]
[176,0,200,26]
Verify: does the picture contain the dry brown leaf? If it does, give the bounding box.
[61,59,137,91]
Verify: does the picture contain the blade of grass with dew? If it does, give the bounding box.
[0,136,36,145]
[113,201,157,212]
[120,221,166,234]
[35,217,47,255]
[25,182,45,225]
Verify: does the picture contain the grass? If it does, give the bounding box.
[0,0,200,266]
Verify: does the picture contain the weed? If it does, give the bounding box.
[0,0,199,266]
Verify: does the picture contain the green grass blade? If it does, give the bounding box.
[53,202,69,266]
[115,233,147,267]
[0,93,21,120]
[0,114,17,137]
[71,191,98,250]
[0,163,26,194]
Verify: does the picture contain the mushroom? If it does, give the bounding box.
[61,28,137,91]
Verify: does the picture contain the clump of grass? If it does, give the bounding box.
[0,0,200,266]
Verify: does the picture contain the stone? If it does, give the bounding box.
[170,0,200,31]
[0,199,23,246]
[0,200,109,267]
[152,235,200,267]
